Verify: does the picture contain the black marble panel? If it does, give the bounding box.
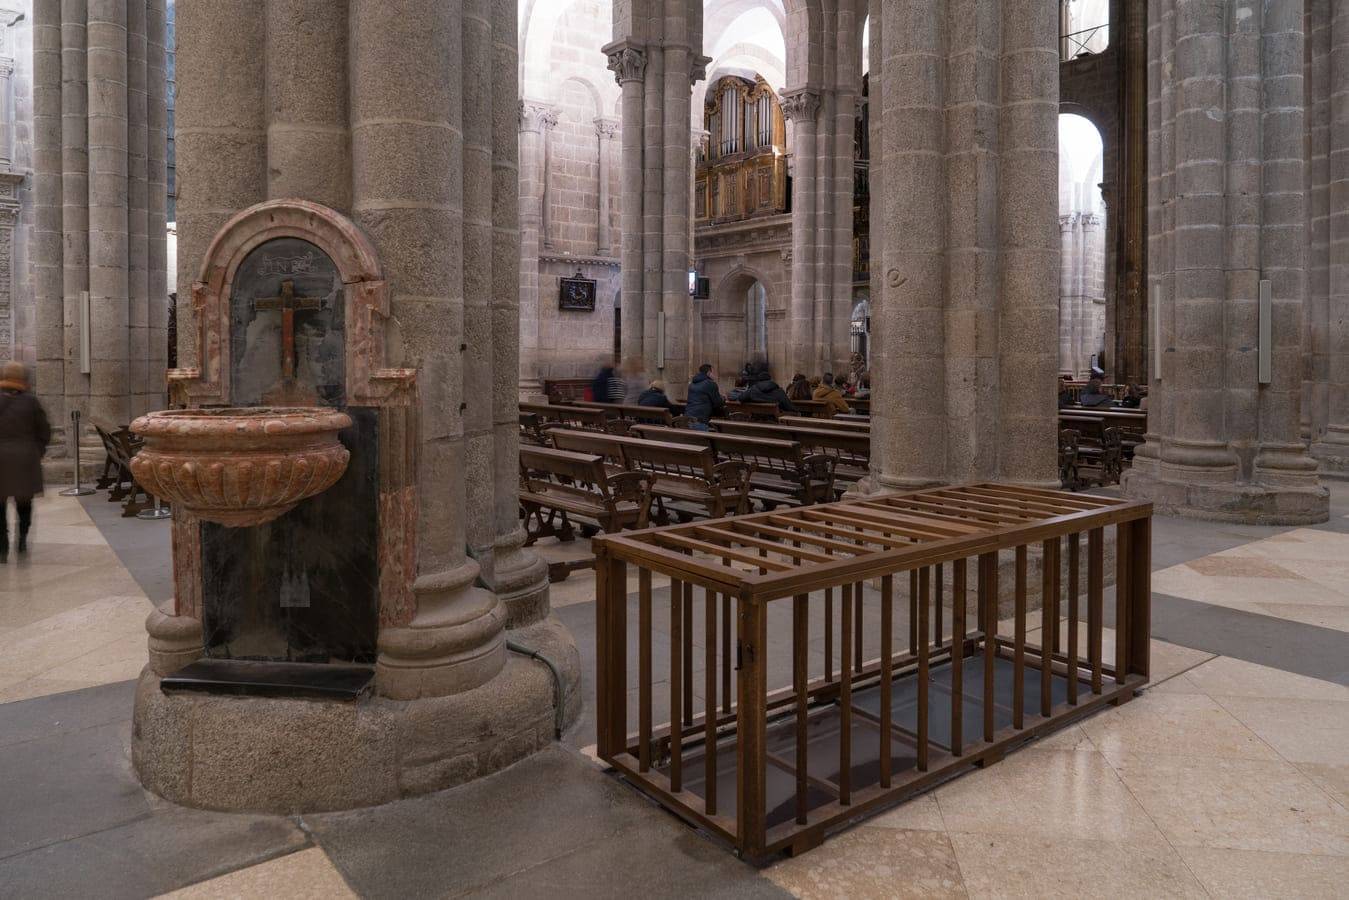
[200,408,380,664]
[161,659,374,700]
[230,237,345,406]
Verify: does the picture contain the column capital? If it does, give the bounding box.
[690,54,713,86]
[779,88,821,122]
[1059,213,1076,232]
[519,100,558,133]
[594,116,620,140]
[602,40,647,85]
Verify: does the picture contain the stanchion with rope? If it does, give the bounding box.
[59,409,96,497]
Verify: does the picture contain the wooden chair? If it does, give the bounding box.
[1058,428,1080,490]
[519,445,654,580]
[92,421,154,517]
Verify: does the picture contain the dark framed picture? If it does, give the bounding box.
[559,270,597,311]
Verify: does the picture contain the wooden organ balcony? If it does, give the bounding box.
[696,75,789,226]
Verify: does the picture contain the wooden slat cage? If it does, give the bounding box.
[594,483,1152,861]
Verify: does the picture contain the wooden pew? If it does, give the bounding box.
[519,412,549,446]
[548,429,753,522]
[92,420,155,517]
[519,445,655,580]
[629,424,837,508]
[573,401,676,426]
[789,398,837,418]
[543,377,591,403]
[520,401,612,431]
[713,419,870,489]
[847,397,870,415]
[778,415,870,433]
[725,400,783,421]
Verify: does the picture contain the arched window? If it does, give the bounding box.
[1061,0,1110,59]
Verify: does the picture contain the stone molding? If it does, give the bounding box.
[519,100,558,133]
[594,116,619,140]
[779,88,821,122]
[690,54,713,85]
[540,252,620,269]
[171,198,415,409]
[603,40,647,85]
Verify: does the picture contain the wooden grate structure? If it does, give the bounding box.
[594,483,1152,861]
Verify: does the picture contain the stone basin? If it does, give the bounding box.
[129,407,352,527]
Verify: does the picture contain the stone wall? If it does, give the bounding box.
[6,4,34,370]
[694,215,790,381]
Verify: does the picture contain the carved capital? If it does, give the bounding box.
[779,88,821,123]
[1059,214,1076,232]
[690,54,713,86]
[603,41,647,85]
[594,116,620,140]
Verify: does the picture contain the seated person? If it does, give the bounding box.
[786,373,811,402]
[638,379,673,410]
[1058,376,1075,408]
[684,364,726,423]
[1078,377,1116,408]
[746,367,797,413]
[727,376,750,403]
[812,373,851,416]
[1119,381,1144,409]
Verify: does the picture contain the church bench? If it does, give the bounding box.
[714,419,870,489]
[548,428,753,522]
[1059,415,1122,488]
[778,415,871,434]
[789,399,836,418]
[92,420,155,517]
[847,397,870,415]
[629,425,837,508]
[519,412,549,446]
[833,412,871,423]
[519,446,654,580]
[573,401,677,426]
[543,378,592,403]
[725,400,783,421]
[520,401,611,430]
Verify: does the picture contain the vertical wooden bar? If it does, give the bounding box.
[721,595,731,713]
[1115,523,1130,685]
[1013,545,1026,729]
[595,552,628,760]
[839,582,853,805]
[1041,538,1058,717]
[917,567,930,771]
[638,569,652,771]
[951,558,966,756]
[879,574,893,787]
[1088,527,1103,694]
[980,552,998,742]
[705,587,718,815]
[669,578,683,792]
[736,593,767,858]
[824,587,834,682]
[853,582,864,674]
[1128,516,1152,680]
[934,563,944,649]
[908,569,918,656]
[792,593,808,824]
[683,581,694,725]
[1068,532,1080,704]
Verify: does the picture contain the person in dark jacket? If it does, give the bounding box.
[746,367,797,413]
[684,364,726,423]
[1079,377,1116,408]
[591,365,623,403]
[638,380,674,410]
[0,362,52,562]
[1119,381,1143,409]
[1058,376,1075,408]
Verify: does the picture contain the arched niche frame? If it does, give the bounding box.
[169,199,415,408]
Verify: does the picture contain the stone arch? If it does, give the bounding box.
[554,74,603,117]
[717,263,774,312]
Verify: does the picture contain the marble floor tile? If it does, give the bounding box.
[1079,691,1280,764]
[867,791,946,832]
[154,848,357,900]
[1297,763,1349,808]
[0,676,105,704]
[1110,753,1349,856]
[1211,696,1349,767]
[1155,656,1349,702]
[948,831,1208,900]
[1176,845,1349,899]
[764,826,967,900]
[931,749,1169,848]
[1151,565,1347,610]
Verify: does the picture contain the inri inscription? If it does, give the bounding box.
[231,238,345,406]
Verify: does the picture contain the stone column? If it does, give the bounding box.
[264,0,350,212]
[1079,211,1101,372]
[146,0,168,398]
[595,115,618,256]
[867,0,1059,490]
[606,44,645,379]
[33,0,64,420]
[350,0,505,698]
[1125,0,1328,523]
[61,0,89,414]
[126,0,150,415]
[86,0,130,425]
[782,88,819,378]
[539,106,556,251]
[1059,213,1074,373]
[1311,0,1349,475]
[517,100,551,397]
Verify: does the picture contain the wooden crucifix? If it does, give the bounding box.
[252,279,324,381]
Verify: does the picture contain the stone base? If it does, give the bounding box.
[1311,440,1349,481]
[132,616,581,815]
[1122,467,1329,526]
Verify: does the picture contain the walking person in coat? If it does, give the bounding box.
[0,362,52,562]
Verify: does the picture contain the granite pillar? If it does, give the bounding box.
[33,0,64,420]
[595,115,617,256]
[1126,0,1328,523]
[866,0,1060,490]
[782,88,818,378]
[516,100,551,398]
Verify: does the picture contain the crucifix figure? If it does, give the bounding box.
[252,279,324,381]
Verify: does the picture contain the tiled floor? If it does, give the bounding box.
[1,486,1347,899]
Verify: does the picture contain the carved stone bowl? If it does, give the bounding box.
[129,407,352,528]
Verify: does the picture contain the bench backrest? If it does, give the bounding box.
[629,424,713,446]
[790,399,835,418]
[726,400,782,421]
[521,402,610,427]
[575,401,675,425]
[520,445,609,486]
[551,428,718,479]
[778,415,870,433]
[713,419,870,457]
